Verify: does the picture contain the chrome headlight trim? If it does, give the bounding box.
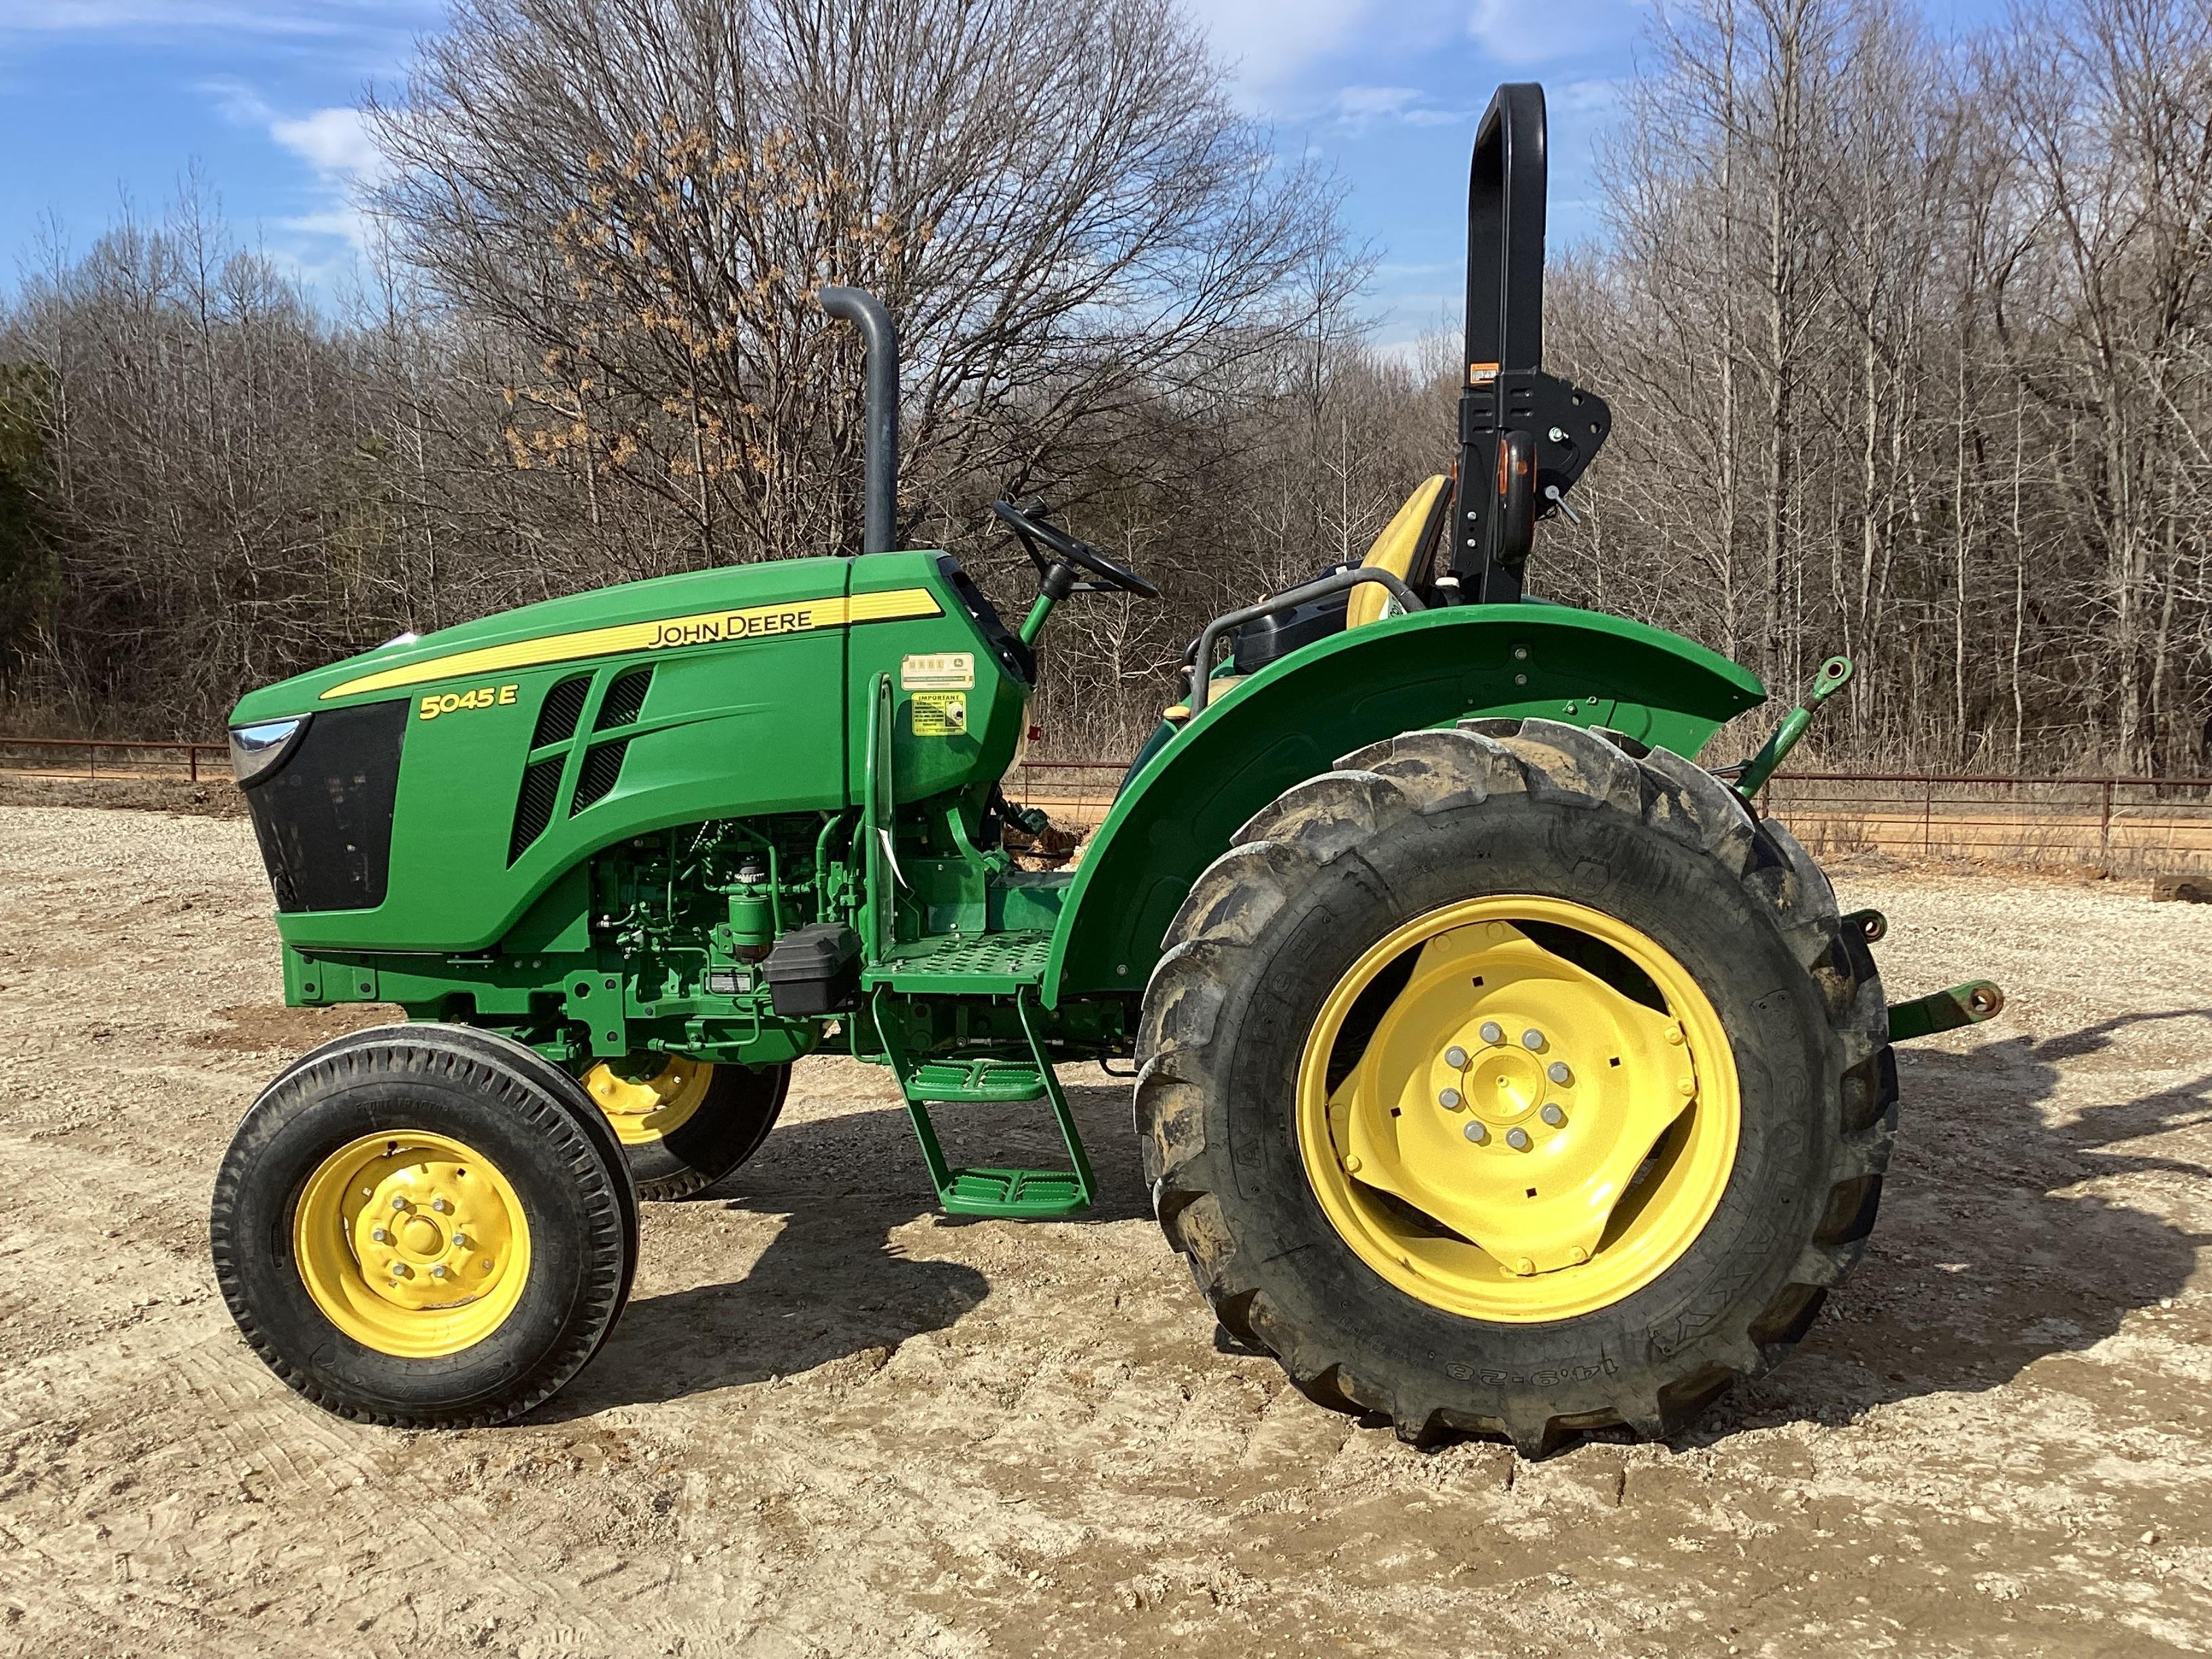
[228,716,309,789]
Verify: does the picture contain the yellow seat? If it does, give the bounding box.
[1164,477,1449,722]
[1345,475,1450,629]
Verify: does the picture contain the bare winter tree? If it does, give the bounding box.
[3,0,2209,769]
[364,0,1343,566]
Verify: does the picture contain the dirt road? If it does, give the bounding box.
[2,805,2209,1657]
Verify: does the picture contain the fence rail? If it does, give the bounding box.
[0,735,228,783]
[5,735,2208,872]
[1010,758,2212,872]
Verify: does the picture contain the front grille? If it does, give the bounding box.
[596,668,652,730]
[509,758,562,863]
[571,739,629,813]
[243,700,408,913]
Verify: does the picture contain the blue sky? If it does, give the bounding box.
[0,0,1992,346]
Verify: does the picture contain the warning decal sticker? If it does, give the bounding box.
[912,691,968,735]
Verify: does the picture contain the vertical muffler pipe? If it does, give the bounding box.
[818,286,899,555]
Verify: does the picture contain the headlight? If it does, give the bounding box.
[229,716,308,788]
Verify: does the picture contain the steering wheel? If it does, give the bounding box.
[991,499,1160,599]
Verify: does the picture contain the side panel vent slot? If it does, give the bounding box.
[571,740,630,814]
[596,667,653,731]
[509,758,562,862]
[532,676,591,748]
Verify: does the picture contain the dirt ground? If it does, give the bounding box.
[1,806,2209,1658]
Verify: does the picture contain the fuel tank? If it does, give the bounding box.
[227,552,1032,953]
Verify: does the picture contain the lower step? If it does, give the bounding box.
[942,1166,1090,1218]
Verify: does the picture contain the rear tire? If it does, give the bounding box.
[1136,718,1893,1454]
[211,1025,637,1428]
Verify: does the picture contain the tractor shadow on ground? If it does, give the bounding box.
[1694,1008,2212,1446]
[551,1077,1150,1415]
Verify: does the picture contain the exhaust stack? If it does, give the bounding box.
[818,286,899,555]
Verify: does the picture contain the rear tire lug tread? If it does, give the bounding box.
[1137,719,1894,1455]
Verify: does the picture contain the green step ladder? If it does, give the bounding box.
[871,982,1097,1218]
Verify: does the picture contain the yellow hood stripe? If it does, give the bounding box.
[321,587,944,700]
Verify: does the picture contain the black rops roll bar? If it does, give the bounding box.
[819,286,899,556]
[1467,82,1548,380]
[1452,85,1611,605]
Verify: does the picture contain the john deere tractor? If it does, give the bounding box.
[211,85,2000,1453]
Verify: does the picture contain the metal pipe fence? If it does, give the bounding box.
[5,735,2207,872]
[0,735,228,784]
[1010,758,2212,871]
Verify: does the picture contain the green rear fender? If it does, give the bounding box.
[1042,603,1765,1003]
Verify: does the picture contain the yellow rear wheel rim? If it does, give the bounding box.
[293,1131,531,1357]
[1296,895,1740,1323]
[580,1057,713,1145]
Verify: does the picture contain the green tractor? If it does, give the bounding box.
[211,85,1999,1453]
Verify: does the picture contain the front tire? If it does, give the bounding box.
[1136,718,1893,1454]
[211,1025,637,1427]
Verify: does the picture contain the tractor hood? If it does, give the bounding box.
[230,555,863,727]
[225,550,1037,953]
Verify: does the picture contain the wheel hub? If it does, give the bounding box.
[1298,898,1739,1323]
[581,1056,712,1145]
[343,1149,514,1311]
[293,1131,531,1356]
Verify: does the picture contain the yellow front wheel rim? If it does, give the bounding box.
[580,1057,713,1145]
[1296,895,1740,1323]
[293,1132,531,1357]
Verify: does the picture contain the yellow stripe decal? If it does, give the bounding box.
[321,587,943,700]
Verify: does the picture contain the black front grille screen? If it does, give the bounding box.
[243,700,408,913]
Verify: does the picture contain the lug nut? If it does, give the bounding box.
[1506,1127,1532,1151]
[1521,1029,1544,1050]
[1479,1021,1504,1045]
[1540,1103,1566,1126]
[392,1263,413,1278]
[430,1265,448,1279]
[371,1227,388,1244]
[1514,1256,1537,1275]
[1464,1121,1488,1144]
[1679,1077,1696,1097]
[1666,1025,1685,1046]
[1445,1045,1469,1069]
[1438,1088,1464,1111]
[451,1233,469,1250]
[1547,1061,1571,1085]
[431,1198,451,1214]
[391,1196,408,1211]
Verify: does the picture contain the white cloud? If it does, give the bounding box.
[204,79,384,253]
[1334,85,1422,119]
[1180,0,1385,105]
[271,106,384,182]
[1467,0,1629,66]
[1,1,378,38]
[1327,84,1475,134]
